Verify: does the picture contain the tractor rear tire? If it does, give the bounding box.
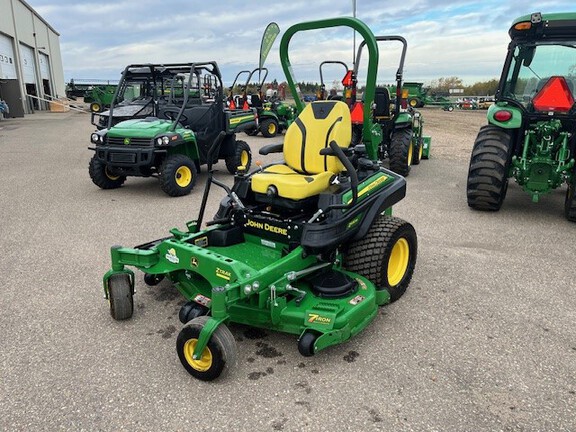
[467,125,513,211]
[564,181,576,222]
[389,128,413,177]
[108,273,133,321]
[260,118,279,138]
[176,316,237,381]
[344,215,417,303]
[225,140,252,174]
[89,155,126,189]
[160,155,197,197]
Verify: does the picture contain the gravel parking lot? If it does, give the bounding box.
[1,107,575,431]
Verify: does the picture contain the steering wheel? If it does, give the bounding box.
[162,109,188,124]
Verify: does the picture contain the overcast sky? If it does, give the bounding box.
[28,0,575,86]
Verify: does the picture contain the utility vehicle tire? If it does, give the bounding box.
[108,273,133,320]
[467,125,513,211]
[160,155,197,197]
[225,140,252,174]
[90,102,102,113]
[412,137,423,165]
[89,155,126,189]
[245,127,259,136]
[564,181,576,222]
[260,118,279,138]
[298,331,319,357]
[176,316,237,381]
[179,302,210,324]
[143,273,164,286]
[344,215,417,303]
[389,128,413,177]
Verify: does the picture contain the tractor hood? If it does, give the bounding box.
[108,118,177,138]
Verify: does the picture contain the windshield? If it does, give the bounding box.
[502,42,576,109]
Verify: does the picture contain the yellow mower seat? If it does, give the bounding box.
[251,101,352,201]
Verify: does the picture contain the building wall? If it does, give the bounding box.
[0,0,64,116]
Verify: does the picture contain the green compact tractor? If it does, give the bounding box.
[235,67,297,138]
[89,62,256,197]
[466,12,576,221]
[84,84,117,113]
[349,35,432,175]
[102,17,417,381]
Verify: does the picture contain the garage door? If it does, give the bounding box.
[19,43,36,84]
[0,33,17,80]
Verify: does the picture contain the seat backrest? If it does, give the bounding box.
[283,101,351,175]
[250,94,262,108]
[374,87,391,118]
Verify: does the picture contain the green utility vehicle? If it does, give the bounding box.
[89,62,256,197]
[101,17,417,381]
[466,12,576,221]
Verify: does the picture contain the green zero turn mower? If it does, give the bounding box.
[467,12,576,221]
[89,62,256,197]
[102,17,417,381]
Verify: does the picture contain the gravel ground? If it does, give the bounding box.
[0,107,575,432]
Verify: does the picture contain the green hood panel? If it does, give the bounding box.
[108,119,176,138]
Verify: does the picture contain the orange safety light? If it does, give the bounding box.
[514,21,532,31]
[342,70,355,87]
[533,76,575,113]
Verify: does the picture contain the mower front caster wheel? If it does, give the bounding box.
[176,316,237,381]
[143,273,164,286]
[108,273,133,320]
[298,331,319,357]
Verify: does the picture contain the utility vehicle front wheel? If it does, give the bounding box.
[225,140,252,174]
[160,155,197,197]
[565,181,576,222]
[108,273,133,320]
[344,215,417,303]
[260,118,278,138]
[176,316,237,381]
[389,128,413,177]
[89,156,126,189]
[466,125,513,211]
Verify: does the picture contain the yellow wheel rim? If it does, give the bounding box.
[407,142,413,166]
[240,150,249,167]
[418,142,423,159]
[105,166,120,181]
[268,122,276,134]
[175,166,192,187]
[388,238,410,286]
[183,339,213,372]
[409,99,418,107]
[90,103,101,112]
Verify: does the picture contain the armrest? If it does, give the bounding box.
[259,143,284,155]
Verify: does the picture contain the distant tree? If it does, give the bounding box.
[429,76,464,95]
[464,79,499,96]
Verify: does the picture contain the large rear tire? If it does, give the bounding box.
[565,181,576,222]
[344,215,417,303]
[160,154,197,197]
[389,128,413,177]
[225,140,252,174]
[467,125,513,211]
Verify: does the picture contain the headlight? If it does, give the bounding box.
[91,133,102,143]
[156,136,171,146]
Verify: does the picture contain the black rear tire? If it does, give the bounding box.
[467,125,513,211]
[412,137,422,165]
[225,140,252,174]
[160,154,197,197]
[565,181,576,221]
[89,155,126,189]
[344,215,417,303]
[389,128,413,177]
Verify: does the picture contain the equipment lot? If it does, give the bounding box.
[1,108,575,431]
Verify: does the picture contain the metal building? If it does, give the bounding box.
[0,0,64,117]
